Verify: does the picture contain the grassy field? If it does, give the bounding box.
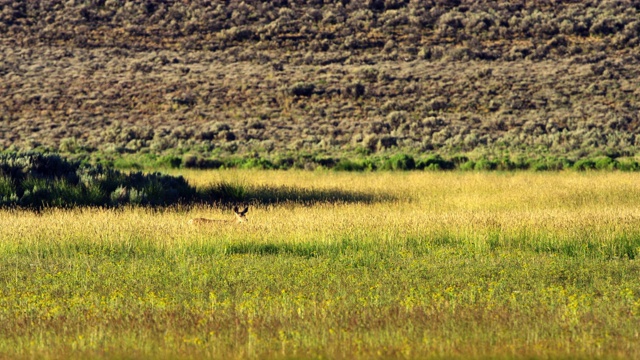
[1,170,640,359]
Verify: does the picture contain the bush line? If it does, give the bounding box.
[108,152,640,172]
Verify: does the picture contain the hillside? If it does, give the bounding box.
[1,0,639,168]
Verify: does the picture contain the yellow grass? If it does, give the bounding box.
[1,171,639,359]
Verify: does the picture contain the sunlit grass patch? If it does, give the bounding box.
[1,171,640,359]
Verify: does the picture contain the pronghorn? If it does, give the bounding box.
[188,206,248,225]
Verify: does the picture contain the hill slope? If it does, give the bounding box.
[1,0,639,166]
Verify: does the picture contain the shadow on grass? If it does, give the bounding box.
[223,242,323,258]
[531,235,639,260]
[199,182,395,207]
[221,238,369,258]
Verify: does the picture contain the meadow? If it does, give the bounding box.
[1,170,640,359]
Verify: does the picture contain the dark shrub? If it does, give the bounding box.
[274,156,295,169]
[345,82,366,98]
[573,159,596,171]
[181,154,199,168]
[531,160,549,171]
[616,159,640,171]
[241,158,275,170]
[384,154,416,171]
[289,82,316,97]
[417,155,455,170]
[474,158,498,171]
[450,155,470,166]
[378,136,398,150]
[496,157,517,171]
[0,152,198,208]
[196,158,224,169]
[315,157,337,168]
[158,155,182,169]
[334,159,367,172]
[460,160,476,171]
[540,157,572,171]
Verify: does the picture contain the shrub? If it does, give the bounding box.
[573,159,596,171]
[195,158,224,169]
[358,67,379,82]
[496,157,518,171]
[0,152,199,209]
[314,157,337,168]
[450,155,470,166]
[594,156,616,170]
[289,82,316,97]
[241,158,275,170]
[383,154,416,171]
[345,82,366,98]
[378,136,398,150]
[531,160,549,171]
[550,157,572,171]
[110,186,128,205]
[157,155,182,169]
[59,137,80,154]
[333,159,367,172]
[182,154,199,168]
[417,155,455,170]
[530,157,571,171]
[274,156,295,169]
[474,158,498,171]
[616,159,640,171]
[0,176,16,198]
[460,160,476,171]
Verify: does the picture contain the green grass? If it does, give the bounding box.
[1,171,640,359]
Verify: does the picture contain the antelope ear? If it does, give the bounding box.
[240,207,248,215]
[233,206,239,213]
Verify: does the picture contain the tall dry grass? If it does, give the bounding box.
[1,171,639,359]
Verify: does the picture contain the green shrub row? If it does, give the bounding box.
[107,153,640,173]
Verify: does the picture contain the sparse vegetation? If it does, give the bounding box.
[1,1,639,167]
